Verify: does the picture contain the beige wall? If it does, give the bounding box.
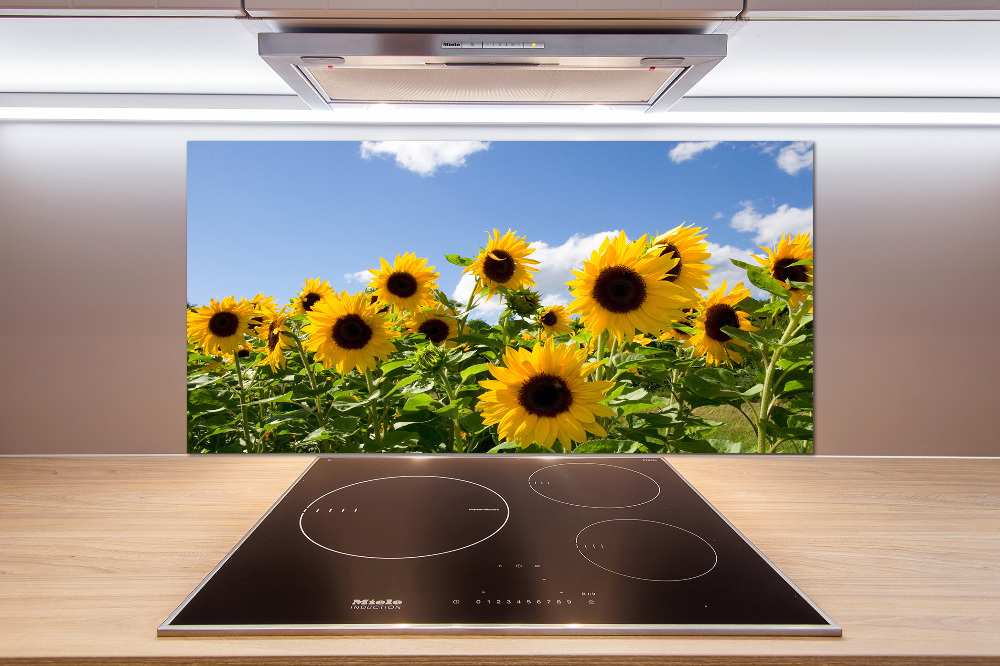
[1,121,998,455]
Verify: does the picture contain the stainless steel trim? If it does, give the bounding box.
[159,622,842,637]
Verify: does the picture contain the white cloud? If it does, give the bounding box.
[668,141,721,164]
[705,243,768,300]
[359,140,490,176]
[775,141,813,176]
[344,270,371,284]
[755,141,778,155]
[450,230,618,323]
[712,211,724,220]
[729,200,813,247]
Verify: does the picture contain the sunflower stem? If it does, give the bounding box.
[438,368,462,453]
[595,330,609,381]
[231,350,256,453]
[756,298,810,453]
[607,335,620,374]
[456,281,481,336]
[364,369,382,448]
[290,332,326,426]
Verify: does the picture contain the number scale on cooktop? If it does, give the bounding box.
[159,455,840,636]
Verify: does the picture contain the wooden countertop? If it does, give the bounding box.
[1,455,998,665]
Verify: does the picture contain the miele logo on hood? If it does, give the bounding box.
[351,598,403,610]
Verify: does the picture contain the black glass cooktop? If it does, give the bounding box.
[159,455,840,636]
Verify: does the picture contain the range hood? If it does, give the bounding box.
[258,32,726,113]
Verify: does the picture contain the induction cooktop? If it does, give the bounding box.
[159,455,840,636]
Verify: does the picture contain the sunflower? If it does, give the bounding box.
[688,282,757,366]
[651,224,713,300]
[659,307,698,342]
[256,308,294,372]
[566,231,688,342]
[244,293,278,335]
[187,297,253,357]
[295,278,334,314]
[406,305,458,347]
[478,340,616,451]
[368,253,439,312]
[538,305,573,337]
[303,291,398,374]
[753,232,813,308]
[465,229,540,293]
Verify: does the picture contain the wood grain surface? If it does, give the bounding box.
[1,455,998,665]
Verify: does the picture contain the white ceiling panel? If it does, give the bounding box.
[0,17,291,94]
[0,16,998,100]
[687,19,1000,97]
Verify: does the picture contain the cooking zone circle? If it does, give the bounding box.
[299,476,509,559]
[528,463,661,508]
[576,519,718,582]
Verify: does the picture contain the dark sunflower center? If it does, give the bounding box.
[771,258,809,285]
[482,250,516,284]
[518,373,573,418]
[302,292,322,311]
[704,304,740,343]
[267,322,280,352]
[541,312,557,327]
[658,243,683,282]
[208,311,239,338]
[237,349,250,358]
[386,271,418,298]
[332,314,373,350]
[592,266,647,313]
[418,318,449,344]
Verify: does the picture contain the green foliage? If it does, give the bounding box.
[188,249,813,455]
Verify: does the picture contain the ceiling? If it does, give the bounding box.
[0,15,998,121]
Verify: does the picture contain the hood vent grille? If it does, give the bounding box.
[305,66,682,105]
[260,33,726,112]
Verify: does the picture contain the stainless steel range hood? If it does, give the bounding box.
[258,32,726,113]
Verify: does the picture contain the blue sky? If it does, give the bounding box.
[187,140,813,317]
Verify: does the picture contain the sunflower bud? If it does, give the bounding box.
[507,287,542,318]
[414,344,449,374]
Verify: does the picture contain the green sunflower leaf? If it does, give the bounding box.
[241,391,293,407]
[460,363,491,383]
[729,258,757,271]
[459,410,485,435]
[572,439,642,454]
[751,299,788,317]
[402,394,435,413]
[719,325,756,345]
[378,359,413,375]
[487,440,523,453]
[444,254,475,267]
[608,387,648,404]
[379,430,422,451]
[709,439,745,454]
[380,373,423,399]
[731,259,794,300]
[668,438,719,453]
[302,427,330,443]
[684,368,743,400]
[329,416,361,433]
[434,399,470,418]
